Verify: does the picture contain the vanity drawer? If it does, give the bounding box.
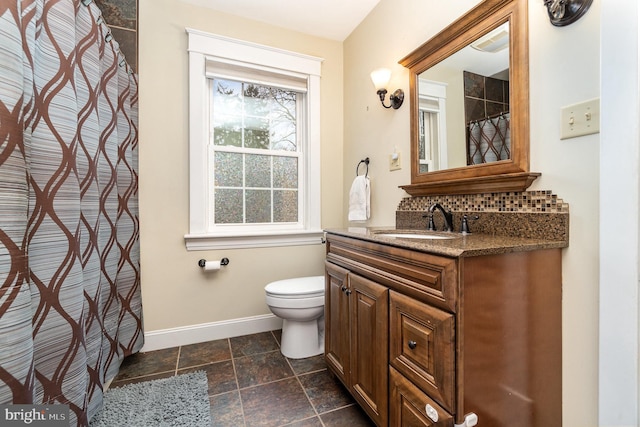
[390,291,455,413]
[390,366,454,427]
[326,234,458,312]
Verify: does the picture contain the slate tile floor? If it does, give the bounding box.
[111,330,375,427]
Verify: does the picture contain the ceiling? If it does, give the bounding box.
[178,0,382,41]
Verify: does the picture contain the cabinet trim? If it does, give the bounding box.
[327,234,458,312]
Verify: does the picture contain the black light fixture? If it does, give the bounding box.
[543,0,593,26]
[370,68,404,109]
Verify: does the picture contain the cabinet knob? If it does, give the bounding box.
[408,340,417,349]
[345,289,352,296]
[425,404,439,422]
[341,286,347,292]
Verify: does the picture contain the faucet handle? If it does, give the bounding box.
[461,215,480,235]
[422,213,436,231]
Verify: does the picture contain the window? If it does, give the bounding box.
[210,78,302,225]
[419,106,439,173]
[418,79,448,173]
[185,29,323,250]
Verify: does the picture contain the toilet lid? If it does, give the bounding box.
[265,276,325,298]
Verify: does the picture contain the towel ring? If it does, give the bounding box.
[356,157,370,178]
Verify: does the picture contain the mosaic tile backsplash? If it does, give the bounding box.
[397,190,569,213]
[95,0,138,73]
[396,191,570,242]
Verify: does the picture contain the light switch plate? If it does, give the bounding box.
[560,98,600,140]
[389,152,401,171]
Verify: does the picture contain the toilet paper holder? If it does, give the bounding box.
[198,258,229,268]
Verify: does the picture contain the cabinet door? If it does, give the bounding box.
[350,273,389,426]
[390,291,455,413]
[390,366,454,427]
[324,261,350,386]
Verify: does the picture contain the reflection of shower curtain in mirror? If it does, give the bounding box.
[467,113,511,165]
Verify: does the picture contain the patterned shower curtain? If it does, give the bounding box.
[0,0,143,425]
[467,112,511,165]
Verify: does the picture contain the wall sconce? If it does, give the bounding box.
[370,68,404,109]
[543,0,592,26]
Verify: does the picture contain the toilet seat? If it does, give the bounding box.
[265,276,324,299]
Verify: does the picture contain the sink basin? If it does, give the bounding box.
[374,232,458,240]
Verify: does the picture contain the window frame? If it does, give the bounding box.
[185,28,323,250]
[418,79,448,172]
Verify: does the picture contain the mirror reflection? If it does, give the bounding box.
[417,22,510,173]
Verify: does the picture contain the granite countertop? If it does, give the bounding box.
[324,227,569,258]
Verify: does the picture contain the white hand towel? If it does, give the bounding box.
[348,175,370,221]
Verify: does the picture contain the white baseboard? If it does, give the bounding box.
[140,314,283,352]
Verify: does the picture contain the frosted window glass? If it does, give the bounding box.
[245,154,271,188]
[273,157,297,189]
[214,152,243,187]
[246,190,271,223]
[274,190,298,222]
[215,189,243,223]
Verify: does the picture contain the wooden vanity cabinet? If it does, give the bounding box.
[325,261,389,426]
[325,233,562,427]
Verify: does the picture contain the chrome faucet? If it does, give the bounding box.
[428,203,453,232]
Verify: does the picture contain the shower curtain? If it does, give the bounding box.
[467,112,511,165]
[0,0,142,425]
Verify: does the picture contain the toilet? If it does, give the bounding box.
[265,276,325,359]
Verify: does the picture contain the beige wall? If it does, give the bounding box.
[343,1,482,226]
[137,0,343,331]
[528,4,600,425]
[344,1,600,426]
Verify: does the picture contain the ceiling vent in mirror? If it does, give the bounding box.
[471,23,510,53]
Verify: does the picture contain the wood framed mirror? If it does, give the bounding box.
[400,0,539,196]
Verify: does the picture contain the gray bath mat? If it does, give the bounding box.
[90,371,211,426]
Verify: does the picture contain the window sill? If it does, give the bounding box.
[184,230,325,250]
